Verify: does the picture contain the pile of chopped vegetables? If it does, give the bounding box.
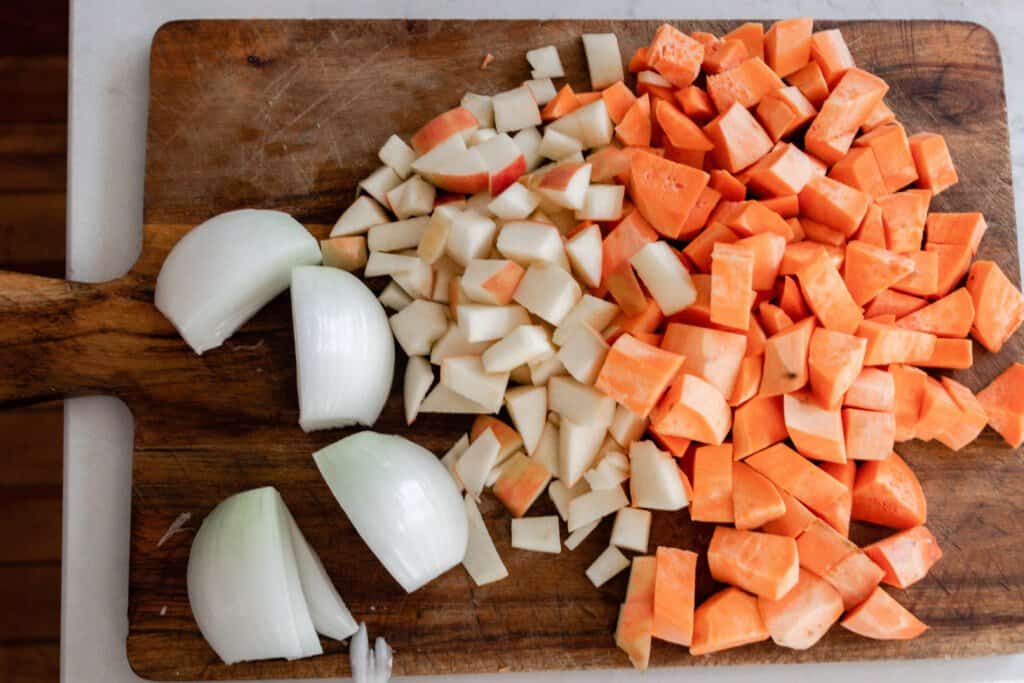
[160,17,1024,673]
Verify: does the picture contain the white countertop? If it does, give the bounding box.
[63,2,1024,682]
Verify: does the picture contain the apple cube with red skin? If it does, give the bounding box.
[411,106,479,154]
[461,259,526,306]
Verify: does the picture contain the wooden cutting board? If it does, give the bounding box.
[1,18,1023,680]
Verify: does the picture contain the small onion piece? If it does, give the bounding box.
[155,209,321,354]
[187,487,358,664]
[314,432,469,593]
[291,266,395,432]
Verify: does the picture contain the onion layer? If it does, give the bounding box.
[187,487,357,664]
[314,432,468,593]
[291,266,395,432]
[155,209,321,354]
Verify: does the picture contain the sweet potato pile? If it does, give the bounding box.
[326,17,1024,670]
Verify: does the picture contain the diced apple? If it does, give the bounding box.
[554,295,620,346]
[461,259,525,306]
[523,77,558,105]
[457,304,531,342]
[539,127,584,161]
[533,420,560,478]
[610,404,648,447]
[548,375,617,427]
[488,183,541,220]
[631,241,697,315]
[568,486,629,532]
[526,45,565,78]
[549,478,590,521]
[419,383,490,414]
[514,263,583,326]
[430,322,490,364]
[504,385,548,455]
[629,440,690,511]
[496,221,569,269]
[481,325,555,373]
[431,266,452,303]
[445,209,498,266]
[462,493,508,585]
[566,520,601,551]
[378,280,413,311]
[536,162,593,211]
[564,224,604,289]
[529,353,568,386]
[637,69,673,90]
[411,106,479,154]
[385,176,436,220]
[548,100,614,148]
[358,165,402,205]
[403,356,434,426]
[332,195,390,237]
[582,33,624,89]
[560,418,609,486]
[468,128,498,146]
[461,92,494,128]
[417,205,456,264]
[493,86,543,133]
[466,191,493,216]
[474,133,528,196]
[441,434,470,490]
[611,507,653,553]
[576,185,625,221]
[587,545,631,587]
[587,146,632,183]
[493,452,552,517]
[585,453,631,491]
[513,127,544,172]
[557,323,610,385]
[320,235,368,272]
[390,257,434,299]
[389,300,449,356]
[378,134,417,179]
[456,428,501,499]
[470,415,523,463]
[411,135,489,194]
[441,356,509,410]
[368,216,430,252]
[510,516,561,553]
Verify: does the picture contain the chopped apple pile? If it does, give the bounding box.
[320,16,1024,671]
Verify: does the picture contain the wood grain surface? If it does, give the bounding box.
[0,2,67,682]
[1,17,1022,680]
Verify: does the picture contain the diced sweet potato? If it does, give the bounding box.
[966,260,1024,353]
[707,58,785,111]
[844,408,895,461]
[630,151,710,239]
[704,103,774,173]
[745,443,849,517]
[691,443,735,523]
[863,526,942,589]
[808,327,867,410]
[709,526,800,599]
[595,333,686,418]
[841,587,928,640]
[758,569,844,650]
[909,132,958,195]
[797,251,863,334]
[977,363,1024,448]
[733,461,787,530]
[690,587,770,656]
[760,316,815,396]
[852,452,927,529]
[784,391,847,463]
[653,547,698,646]
[854,124,919,193]
[651,373,732,445]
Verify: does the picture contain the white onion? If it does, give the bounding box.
[155,209,321,354]
[187,487,357,664]
[314,432,468,593]
[350,623,393,683]
[291,266,395,432]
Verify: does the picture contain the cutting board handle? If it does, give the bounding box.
[0,269,171,407]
